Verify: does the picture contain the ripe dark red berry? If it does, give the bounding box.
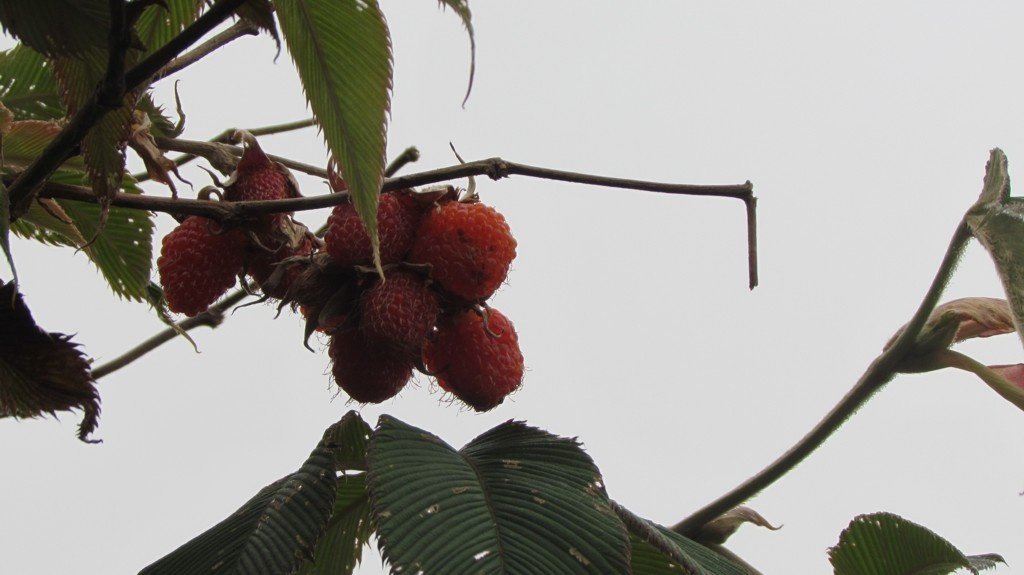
[423,308,524,411]
[223,137,299,203]
[409,200,516,301]
[359,270,439,355]
[158,217,248,316]
[329,330,413,403]
[325,190,421,267]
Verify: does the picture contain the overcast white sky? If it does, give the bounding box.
[3,2,1024,574]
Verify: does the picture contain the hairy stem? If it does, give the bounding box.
[92,289,249,379]
[132,118,316,181]
[672,219,972,537]
[153,19,259,82]
[6,0,248,217]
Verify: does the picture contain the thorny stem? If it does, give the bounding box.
[152,20,259,82]
[672,219,973,537]
[5,0,249,217]
[91,289,249,380]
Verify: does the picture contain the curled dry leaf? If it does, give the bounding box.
[0,280,100,441]
[694,505,781,545]
[886,297,1015,355]
[127,111,188,197]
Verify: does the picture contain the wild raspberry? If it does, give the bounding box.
[423,308,524,411]
[329,330,413,403]
[325,190,421,267]
[360,270,439,355]
[223,137,299,203]
[409,200,516,301]
[158,217,247,316]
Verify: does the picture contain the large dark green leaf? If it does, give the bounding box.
[436,0,476,105]
[627,521,747,575]
[274,0,391,271]
[140,419,350,575]
[297,474,373,575]
[0,45,63,120]
[292,411,373,575]
[367,416,630,574]
[828,512,1005,575]
[0,279,99,442]
[0,0,108,57]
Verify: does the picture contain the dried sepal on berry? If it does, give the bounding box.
[223,131,302,203]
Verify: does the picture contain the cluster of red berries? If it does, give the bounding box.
[318,186,522,410]
[157,133,315,315]
[157,134,524,411]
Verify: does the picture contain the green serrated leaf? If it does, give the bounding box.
[48,174,154,301]
[298,474,372,575]
[0,45,64,120]
[828,512,1005,575]
[140,420,343,575]
[52,46,140,202]
[275,0,392,273]
[134,0,202,55]
[436,0,476,106]
[966,149,1024,354]
[0,1,109,57]
[366,416,630,574]
[0,119,83,173]
[330,410,373,472]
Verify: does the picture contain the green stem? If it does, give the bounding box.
[672,219,973,537]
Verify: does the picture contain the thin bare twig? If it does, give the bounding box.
[672,220,973,537]
[92,289,249,379]
[153,20,259,82]
[141,147,758,284]
[5,0,248,217]
[385,146,421,177]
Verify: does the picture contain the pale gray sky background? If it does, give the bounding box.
[2,2,1023,574]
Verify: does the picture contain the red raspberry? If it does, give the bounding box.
[325,190,421,267]
[158,217,247,316]
[359,270,439,355]
[329,330,413,403]
[409,200,516,301]
[223,138,299,203]
[423,308,524,411]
